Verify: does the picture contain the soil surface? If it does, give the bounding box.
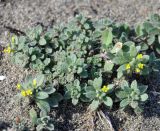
[0,0,160,131]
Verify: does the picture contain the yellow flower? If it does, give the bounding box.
[33,79,37,86]
[16,83,21,90]
[126,63,131,70]
[11,36,15,44]
[21,90,27,97]
[138,63,144,69]
[101,85,109,93]
[26,89,32,96]
[136,54,143,59]
[3,46,13,54]
[135,68,141,73]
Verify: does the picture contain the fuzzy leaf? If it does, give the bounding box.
[29,108,37,125]
[130,101,138,109]
[39,37,47,46]
[120,99,129,108]
[131,80,138,90]
[135,24,144,36]
[93,77,102,89]
[104,61,114,72]
[140,93,148,101]
[48,93,63,107]
[85,91,96,100]
[116,91,128,99]
[36,74,45,86]
[90,100,100,111]
[101,28,113,48]
[103,97,113,107]
[36,92,49,99]
[37,100,50,113]
[72,99,79,105]
[43,86,56,94]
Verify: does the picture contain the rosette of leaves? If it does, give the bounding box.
[64,79,81,105]
[50,14,103,85]
[10,25,57,73]
[29,109,54,131]
[82,77,113,111]
[135,14,160,54]
[103,41,150,78]
[19,74,62,118]
[116,80,148,113]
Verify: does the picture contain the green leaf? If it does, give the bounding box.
[101,28,113,48]
[93,77,102,89]
[120,80,129,89]
[45,47,53,54]
[18,36,26,50]
[37,100,50,113]
[103,97,113,107]
[134,106,143,114]
[104,61,114,72]
[120,99,129,108]
[39,37,47,46]
[130,44,137,57]
[43,58,51,66]
[29,108,37,125]
[130,101,138,109]
[77,67,83,74]
[85,91,96,100]
[111,42,123,53]
[80,70,88,78]
[140,43,149,51]
[14,52,29,67]
[147,35,155,45]
[158,35,160,44]
[35,74,45,86]
[140,93,148,101]
[48,93,63,107]
[31,55,36,61]
[117,71,123,79]
[72,99,79,105]
[131,80,138,90]
[116,91,128,99]
[35,25,43,35]
[36,124,44,131]
[135,24,144,36]
[36,92,49,99]
[90,100,100,111]
[43,86,56,94]
[139,85,148,94]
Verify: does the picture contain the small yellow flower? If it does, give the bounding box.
[16,83,21,90]
[135,68,141,73]
[136,54,143,59]
[101,85,109,93]
[26,89,32,96]
[3,46,13,54]
[33,79,37,86]
[21,90,27,97]
[11,36,15,44]
[138,63,144,69]
[126,63,131,70]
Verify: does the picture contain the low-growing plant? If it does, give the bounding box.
[83,77,113,111]
[16,74,62,129]
[36,116,54,131]
[135,14,160,55]
[116,80,148,113]
[5,13,160,130]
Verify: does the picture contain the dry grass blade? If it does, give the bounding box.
[97,110,115,131]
